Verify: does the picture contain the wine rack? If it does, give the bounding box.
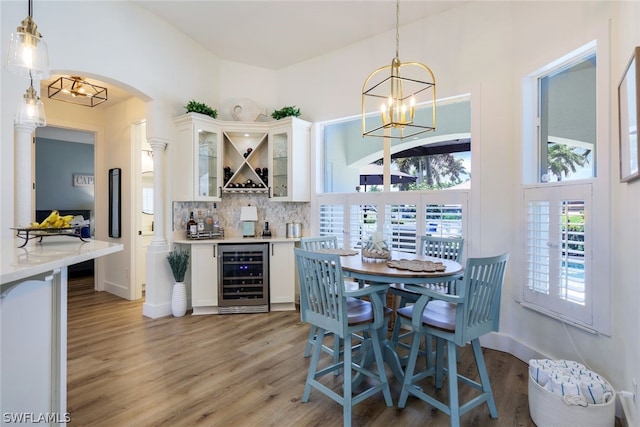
[222,130,269,194]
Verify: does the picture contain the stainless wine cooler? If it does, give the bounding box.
[218,243,269,313]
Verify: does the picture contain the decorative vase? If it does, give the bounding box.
[171,282,187,317]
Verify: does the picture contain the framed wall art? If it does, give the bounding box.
[618,46,640,183]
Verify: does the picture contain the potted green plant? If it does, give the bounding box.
[184,100,218,119]
[271,105,301,120]
[167,248,190,317]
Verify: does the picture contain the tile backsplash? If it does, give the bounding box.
[173,194,309,239]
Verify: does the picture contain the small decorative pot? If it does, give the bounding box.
[171,282,187,317]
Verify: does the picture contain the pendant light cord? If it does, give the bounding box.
[28,0,33,17]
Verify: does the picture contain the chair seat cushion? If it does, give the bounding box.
[397,299,457,332]
[348,298,393,326]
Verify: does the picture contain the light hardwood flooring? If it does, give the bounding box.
[66,277,619,426]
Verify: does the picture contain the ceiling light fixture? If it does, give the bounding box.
[5,0,49,79]
[15,76,46,127]
[47,76,108,107]
[362,0,436,139]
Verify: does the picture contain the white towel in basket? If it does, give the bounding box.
[528,359,614,404]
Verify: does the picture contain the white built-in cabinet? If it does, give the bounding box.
[187,239,296,315]
[173,113,311,202]
[189,243,219,312]
[268,241,296,310]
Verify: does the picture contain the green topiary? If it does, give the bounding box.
[185,100,218,119]
[271,106,301,120]
[167,248,190,282]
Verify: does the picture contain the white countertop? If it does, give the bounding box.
[1,237,123,284]
[174,236,300,245]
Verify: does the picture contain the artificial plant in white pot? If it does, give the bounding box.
[167,248,190,317]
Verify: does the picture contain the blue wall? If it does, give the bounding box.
[35,138,94,211]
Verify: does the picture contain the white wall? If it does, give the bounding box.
[1,1,639,422]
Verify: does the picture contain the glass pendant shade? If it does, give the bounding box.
[5,16,50,79]
[15,84,46,127]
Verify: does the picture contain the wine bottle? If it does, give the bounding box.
[187,212,198,237]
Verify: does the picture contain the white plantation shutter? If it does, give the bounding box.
[523,184,591,326]
[424,204,464,238]
[318,203,345,248]
[316,193,467,256]
[385,204,417,253]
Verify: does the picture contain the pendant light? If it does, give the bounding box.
[362,0,436,139]
[15,76,46,127]
[5,0,50,79]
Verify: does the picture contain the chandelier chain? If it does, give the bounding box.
[395,0,400,59]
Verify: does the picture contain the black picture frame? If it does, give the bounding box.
[108,168,121,238]
[618,46,640,183]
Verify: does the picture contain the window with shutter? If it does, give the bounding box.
[523,184,591,326]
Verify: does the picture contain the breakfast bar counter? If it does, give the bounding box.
[0,238,123,424]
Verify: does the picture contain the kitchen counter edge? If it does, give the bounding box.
[174,236,301,244]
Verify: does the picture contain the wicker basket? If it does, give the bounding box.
[528,374,615,427]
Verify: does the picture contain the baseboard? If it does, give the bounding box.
[480,331,548,364]
[619,393,638,427]
[142,301,171,318]
[103,281,129,300]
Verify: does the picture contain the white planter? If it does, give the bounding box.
[171,282,187,317]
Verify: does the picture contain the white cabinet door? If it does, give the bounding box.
[190,243,218,308]
[173,113,222,202]
[268,117,311,202]
[269,241,295,311]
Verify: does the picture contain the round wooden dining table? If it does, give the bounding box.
[336,250,464,383]
[339,251,463,285]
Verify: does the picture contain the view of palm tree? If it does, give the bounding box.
[547,143,591,181]
[394,154,469,190]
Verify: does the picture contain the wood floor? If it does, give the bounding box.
[66,277,615,426]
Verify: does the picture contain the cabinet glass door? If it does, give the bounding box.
[198,129,219,198]
[271,131,289,198]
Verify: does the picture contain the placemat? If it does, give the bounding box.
[387,259,446,272]
[317,248,359,256]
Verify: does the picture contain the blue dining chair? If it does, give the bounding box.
[389,236,464,358]
[294,248,393,427]
[300,236,363,361]
[396,252,509,427]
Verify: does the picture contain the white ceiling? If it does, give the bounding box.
[133,0,470,70]
[40,1,470,111]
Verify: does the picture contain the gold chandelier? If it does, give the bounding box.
[362,0,436,139]
[47,76,108,107]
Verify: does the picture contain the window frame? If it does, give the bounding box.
[521,39,611,335]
